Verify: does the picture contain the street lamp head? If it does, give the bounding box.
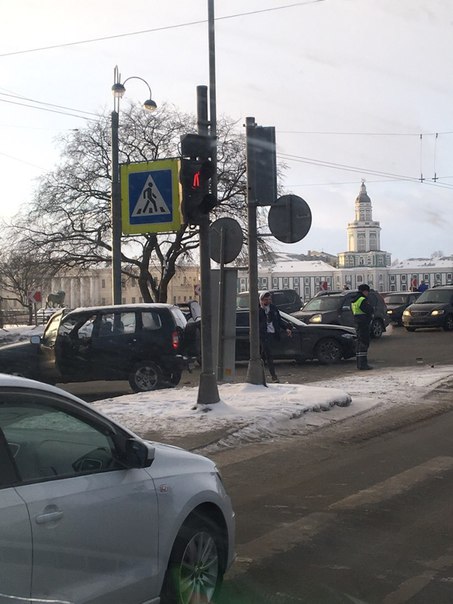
[112,82,126,98]
[143,98,157,112]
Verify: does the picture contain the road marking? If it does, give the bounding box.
[230,457,453,577]
[330,456,453,510]
[230,512,337,576]
[382,554,453,604]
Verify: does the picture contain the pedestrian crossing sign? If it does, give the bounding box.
[120,159,182,234]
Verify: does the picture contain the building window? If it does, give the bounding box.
[424,274,429,282]
[283,277,289,286]
[101,279,106,289]
[272,278,278,288]
[131,297,136,304]
[357,275,363,283]
[401,275,406,282]
[390,275,395,283]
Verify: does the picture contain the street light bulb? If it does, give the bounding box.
[144,99,157,111]
[112,83,126,98]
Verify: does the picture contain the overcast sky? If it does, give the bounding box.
[1,0,452,261]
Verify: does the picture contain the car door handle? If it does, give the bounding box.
[35,507,63,525]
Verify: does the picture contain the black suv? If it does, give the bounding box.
[402,286,453,331]
[237,289,303,314]
[293,290,389,338]
[0,304,197,391]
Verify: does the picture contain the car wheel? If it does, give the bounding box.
[443,314,453,331]
[315,338,342,364]
[406,327,416,332]
[160,517,225,604]
[168,369,182,386]
[128,361,163,392]
[370,319,384,339]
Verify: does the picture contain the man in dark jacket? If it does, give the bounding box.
[351,284,374,370]
[259,291,291,383]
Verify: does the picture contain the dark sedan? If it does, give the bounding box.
[383,291,421,325]
[236,309,357,364]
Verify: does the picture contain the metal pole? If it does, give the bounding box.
[197,85,220,404]
[246,116,266,385]
[111,109,122,305]
[216,226,225,380]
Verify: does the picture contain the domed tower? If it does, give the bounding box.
[338,181,391,270]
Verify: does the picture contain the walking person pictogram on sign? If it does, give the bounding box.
[132,175,170,217]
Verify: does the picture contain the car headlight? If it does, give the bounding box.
[431,309,445,316]
[309,314,322,323]
[387,309,393,315]
[403,309,411,317]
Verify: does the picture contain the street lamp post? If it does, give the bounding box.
[110,65,157,305]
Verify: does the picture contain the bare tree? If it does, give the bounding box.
[6,105,269,302]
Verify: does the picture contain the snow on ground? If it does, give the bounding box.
[92,364,453,451]
[2,325,452,451]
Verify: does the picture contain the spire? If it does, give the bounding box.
[356,179,371,204]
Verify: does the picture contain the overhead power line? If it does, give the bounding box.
[0,1,325,57]
[0,97,97,121]
[0,91,98,117]
[279,152,453,191]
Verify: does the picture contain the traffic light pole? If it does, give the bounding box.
[245,117,267,385]
[196,85,220,405]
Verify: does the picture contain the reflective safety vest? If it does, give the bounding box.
[351,296,366,316]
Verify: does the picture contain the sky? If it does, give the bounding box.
[2,324,452,451]
[1,0,453,261]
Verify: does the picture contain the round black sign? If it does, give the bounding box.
[209,217,243,264]
[268,195,312,243]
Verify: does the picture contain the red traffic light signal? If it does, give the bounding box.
[180,159,217,225]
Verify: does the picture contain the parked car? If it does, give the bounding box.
[402,285,453,331]
[293,290,389,338]
[0,303,198,392]
[236,309,357,364]
[383,291,421,325]
[0,373,235,603]
[237,289,303,314]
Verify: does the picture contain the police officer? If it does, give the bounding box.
[351,284,374,370]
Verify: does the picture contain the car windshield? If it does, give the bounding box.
[416,289,452,304]
[384,295,408,304]
[303,296,343,311]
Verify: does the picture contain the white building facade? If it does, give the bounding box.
[238,182,453,302]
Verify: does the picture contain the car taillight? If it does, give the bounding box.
[172,330,180,350]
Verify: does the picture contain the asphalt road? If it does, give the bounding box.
[213,372,453,603]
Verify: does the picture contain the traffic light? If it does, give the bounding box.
[179,133,217,225]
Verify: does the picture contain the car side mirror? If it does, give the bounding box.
[341,305,351,311]
[125,438,154,468]
[30,335,41,345]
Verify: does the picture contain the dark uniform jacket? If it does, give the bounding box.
[259,303,284,341]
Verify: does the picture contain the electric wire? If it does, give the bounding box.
[0,1,325,57]
[278,152,453,191]
[0,91,98,117]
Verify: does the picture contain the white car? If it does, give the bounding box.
[0,374,235,604]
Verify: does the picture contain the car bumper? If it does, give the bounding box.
[402,316,445,328]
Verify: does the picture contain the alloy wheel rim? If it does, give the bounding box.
[178,531,219,604]
[136,366,158,390]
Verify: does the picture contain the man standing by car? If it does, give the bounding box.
[351,284,374,370]
[259,291,291,383]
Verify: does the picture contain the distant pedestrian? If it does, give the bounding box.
[418,280,428,293]
[259,291,292,383]
[351,284,374,370]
